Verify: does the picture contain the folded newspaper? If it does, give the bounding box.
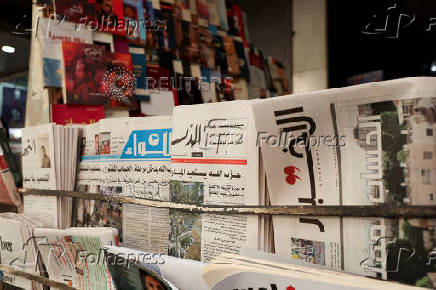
[0,213,43,290]
[203,253,420,290]
[22,123,81,228]
[251,77,436,283]
[33,227,118,289]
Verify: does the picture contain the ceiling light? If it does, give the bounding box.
[1,45,15,53]
[431,64,436,72]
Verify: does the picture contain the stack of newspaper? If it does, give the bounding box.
[22,123,81,229]
[0,213,43,290]
[74,110,273,260]
[16,77,436,288]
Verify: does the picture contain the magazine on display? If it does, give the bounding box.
[104,245,208,290]
[251,77,436,281]
[61,42,108,105]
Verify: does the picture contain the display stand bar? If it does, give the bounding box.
[20,188,436,218]
[0,264,77,290]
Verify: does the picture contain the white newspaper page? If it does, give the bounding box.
[251,77,436,281]
[76,123,101,193]
[33,228,115,290]
[98,116,172,199]
[0,218,33,289]
[170,101,259,262]
[22,124,57,190]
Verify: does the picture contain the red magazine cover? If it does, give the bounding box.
[96,0,126,36]
[146,64,171,90]
[62,41,108,105]
[54,0,97,22]
[52,104,105,125]
[196,0,209,26]
[222,35,240,76]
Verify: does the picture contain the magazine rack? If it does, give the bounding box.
[5,2,434,290]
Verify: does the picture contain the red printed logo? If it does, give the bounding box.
[284,166,301,185]
[287,285,296,290]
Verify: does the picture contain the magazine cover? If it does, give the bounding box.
[51,104,105,125]
[96,0,126,36]
[1,86,26,129]
[174,20,200,62]
[196,0,209,26]
[105,246,209,290]
[129,46,148,99]
[208,0,220,26]
[212,34,228,75]
[123,0,146,44]
[233,40,248,80]
[198,27,215,69]
[40,18,93,87]
[54,0,97,22]
[217,0,228,30]
[222,35,240,76]
[62,42,108,105]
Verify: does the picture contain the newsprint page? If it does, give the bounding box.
[252,78,436,281]
[170,101,259,262]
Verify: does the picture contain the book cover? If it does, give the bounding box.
[62,42,108,105]
[217,0,228,30]
[129,46,147,90]
[123,0,146,45]
[198,27,215,69]
[228,4,244,39]
[40,18,93,87]
[52,104,105,125]
[114,37,130,52]
[54,0,97,22]
[96,0,126,36]
[175,21,200,62]
[196,0,209,26]
[222,35,239,76]
[158,4,177,52]
[208,0,220,26]
[234,39,249,79]
[212,34,228,74]
[1,87,26,129]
